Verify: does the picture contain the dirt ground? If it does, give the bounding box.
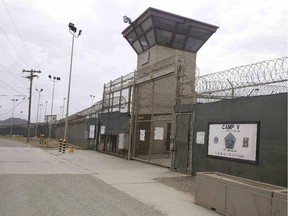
[155,175,197,196]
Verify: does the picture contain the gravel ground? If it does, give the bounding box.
[154,175,197,196]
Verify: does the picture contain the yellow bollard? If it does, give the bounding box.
[40,134,44,145]
[44,139,48,146]
[68,146,75,153]
[59,139,62,152]
[62,140,66,153]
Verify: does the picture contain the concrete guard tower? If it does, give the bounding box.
[122,7,218,169]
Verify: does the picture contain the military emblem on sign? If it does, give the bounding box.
[243,137,249,148]
[225,133,236,149]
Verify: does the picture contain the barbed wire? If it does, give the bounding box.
[196,57,287,100]
[70,57,287,119]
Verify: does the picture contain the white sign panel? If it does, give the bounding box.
[100,126,105,135]
[140,51,150,66]
[154,127,164,140]
[140,129,145,141]
[89,125,95,139]
[208,123,258,162]
[196,132,205,144]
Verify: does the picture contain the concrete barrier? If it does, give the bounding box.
[272,189,287,216]
[195,172,286,216]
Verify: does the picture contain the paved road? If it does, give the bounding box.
[0,139,164,216]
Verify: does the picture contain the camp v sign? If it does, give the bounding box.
[208,123,259,163]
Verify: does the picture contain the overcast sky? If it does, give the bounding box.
[0,0,287,122]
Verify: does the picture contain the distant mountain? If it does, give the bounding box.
[0,118,28,126]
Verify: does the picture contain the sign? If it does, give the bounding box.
[154,127,164,140]
[100,126,105,135]
[140,51,150,66]
[140,129,145,141]
[196,132,205,144]
[89,125,95,139]
[208,123,258,162]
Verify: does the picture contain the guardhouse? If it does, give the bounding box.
[122,7,218,169]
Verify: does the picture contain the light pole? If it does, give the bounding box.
[90,95,95,117]
[90,95,95,106]
[10,98,18,136]
[39,104,43,122]
[60,106,64,119]
[62,97,66,120]
[35,88,43,137]
[48,75,60,140]
[64,23,82,142]
[44,101,48,122]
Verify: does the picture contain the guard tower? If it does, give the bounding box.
[122,8,218,167]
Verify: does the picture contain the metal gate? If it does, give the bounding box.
[174,113,192,172]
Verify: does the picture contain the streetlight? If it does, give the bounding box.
[90,95,95,117]
[90,95,95,106]
[39,104,43,122]
[44,101,48,122]
[64,22,82,142]
[35,88,43,137]
[48,75,60,140]
[10,98,18,136]
[60,106,64,119]
[62,97,66,120]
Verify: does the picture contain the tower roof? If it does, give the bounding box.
[122,7,219,54]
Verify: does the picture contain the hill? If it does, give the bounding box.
[0,118,28,126]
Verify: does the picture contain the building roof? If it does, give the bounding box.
[122,7,219,54]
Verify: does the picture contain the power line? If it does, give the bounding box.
[0,77,26,95]
[0,67,25,86]
[0,61,30,91]
[0,42,23,67]
[1,0,37,67]
[0,96,27,115]
[0,25,27,65]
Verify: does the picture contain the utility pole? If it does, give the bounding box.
[35,88,43,138]
[23,69,41,142]
[10,98,18,136]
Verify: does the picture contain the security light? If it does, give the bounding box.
[123,15,132,24]
[64,22,82,142]
[68,22,77,32]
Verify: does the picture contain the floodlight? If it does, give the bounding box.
[123,15,131,24]
[68,22,77,32]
